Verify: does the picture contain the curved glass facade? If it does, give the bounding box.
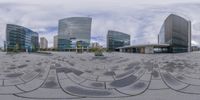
[58,17,92,50]
[57,34,71,51]
[107,30,130,51]
[158,14,191,53]
[6,24,39,52]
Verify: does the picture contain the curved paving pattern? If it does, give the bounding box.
[0,52,200,99]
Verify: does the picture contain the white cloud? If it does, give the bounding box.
[0,0,200,47]
[192,40,200,46]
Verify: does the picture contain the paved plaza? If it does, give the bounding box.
[0,52,200,100]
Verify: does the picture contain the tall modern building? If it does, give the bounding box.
[40,37,48,49]
[5,24,39,52]
[53,35,58,49]
[31,32,39,51]
[91,42,100,48]
[58,17,92,50]
[57,34,71,51]
[158,14,191,53]
[107,30,130,51]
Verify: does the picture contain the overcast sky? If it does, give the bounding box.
[0,0,200,47]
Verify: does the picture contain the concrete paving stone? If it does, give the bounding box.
[35,67,50,80]
[103,71,116,76]
[22,69,34,74]
[114,70,126,75]
[48,69,57,76]
[148,79,169,90]
[80,73,98,81]
[116,80,149,95]
[60,77,125,97]
[42,77,59,89]
[65,86,111,96]
[183,73,200,79]
[7,66,17,70]
[4,78,24,86]
[116,58,129,63]
[133,68,146,78]
[174,74,200,85]
[92,70,105,76]
[56,67,83,76]
[109,75,138,88]
[70,68,84,76]
[67,73,86,84]
[84,69,93,73]
[1,52,200,99]
[34,68,44,73]
[15,88,80,99]
[36,62,42,66]
[6,73,23,78]
[115,69,136,79]
[138,72,151,81]
[42,69,59,89]
[0,79,3,86]
[57,72,68,80]
[124,62,140,70]
[20,71,39,82]
[98,76,115,82]
[110,65,119,70]
[17,64,28,69]
[16,78,44,92]
[0,85,23,94]
[0,74,6,80]
[80,80,105,89]
[151,69,162,80]
[180,85,200,94]
[161,72,189,90]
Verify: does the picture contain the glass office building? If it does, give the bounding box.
[5,24,39,52]
[57,35,71,51]
[107,30,130,51]
[58,17,92,50]
[158,14,191,53]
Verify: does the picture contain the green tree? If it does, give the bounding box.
[13,43,19,52]
[93,47,103,56]
[76,41,83,53]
